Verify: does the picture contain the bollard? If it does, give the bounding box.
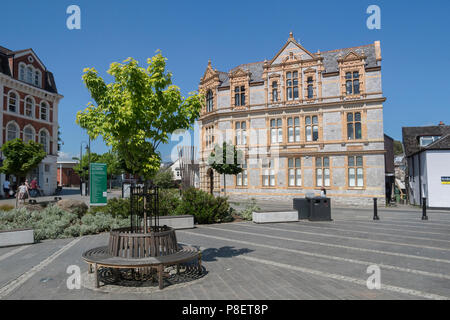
[422,197,428,220]
[373,198,379,220]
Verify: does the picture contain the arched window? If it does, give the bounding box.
[8,91,18,113]
[206,90,213,112]
[6,123,19,141]
[34,70,41,87]
[25,97,34,117]
[26,66,33,84]
[40,130,49,154]
[40,102,48,121]
[19,63,25,81]
[24,126,35,143]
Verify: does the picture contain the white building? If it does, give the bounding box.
[403,123,450,208]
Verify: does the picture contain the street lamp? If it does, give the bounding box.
[80,140,88,196]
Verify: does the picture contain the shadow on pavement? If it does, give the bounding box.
[200,246,253,262]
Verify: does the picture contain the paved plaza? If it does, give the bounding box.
[1,206,450,300]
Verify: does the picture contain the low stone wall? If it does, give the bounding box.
[0,229,34,247]
[252,211,299,224]
[159,215,194,229]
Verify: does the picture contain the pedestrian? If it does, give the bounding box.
[320,187,327,198]
[17,182,28,204]
[30,177,41,197]
[3,179,10,198]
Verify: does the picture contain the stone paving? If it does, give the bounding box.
[0,207,449,300]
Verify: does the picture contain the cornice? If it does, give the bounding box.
[0,73,63,102]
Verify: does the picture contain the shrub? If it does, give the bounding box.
[0,204,14,211]
[238,198,260,221]
[175,188,233,224]
[159,189,182,216]
[88,197,130,218]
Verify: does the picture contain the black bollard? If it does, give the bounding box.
[373,198,379,220]
[422,197,428,220]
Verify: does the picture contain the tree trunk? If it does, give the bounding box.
[223,173,226,196]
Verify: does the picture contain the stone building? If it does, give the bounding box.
[198,33,386,206]
[0,45,63,195]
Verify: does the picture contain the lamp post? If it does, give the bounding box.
[80,141,88,196]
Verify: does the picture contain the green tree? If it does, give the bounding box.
[76,52,203,181]
[99,151,122,190]
[73,152,101,181]
[208,142,243,196]
[394,140,404,156]
[0,139,46,206]
[152,167,175,189]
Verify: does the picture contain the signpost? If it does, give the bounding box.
[90,163,107,206]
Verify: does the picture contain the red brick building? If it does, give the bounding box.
[57,160,81,187]
[0,45,63,195]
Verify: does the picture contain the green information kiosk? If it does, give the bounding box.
[90,163,107,206]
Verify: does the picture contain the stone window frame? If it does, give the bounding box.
[6,121,20,142]
[346,111,363,140]
[204,125,215,150]
[338,54,366,99]
[287,157,302,187]
[235,156,248,188]
[305,115,320,142]
[24,95,35,118]
[234,120,248,146]
[206,90,214,113]
[303,68,317,100]
[314,156,331,188]
[286,116,301,144]
[345,71,360,96]
[285,70,300,102]
[269,118,283,145]
[261,158,276,188]
[40,101,49,121]
[23,124,36,143]
[234,85,246,107]
[7,90,19,113]
[347,155,365,188]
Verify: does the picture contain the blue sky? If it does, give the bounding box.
[1,0,449,161]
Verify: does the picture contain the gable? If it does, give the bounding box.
[270,34,316,65]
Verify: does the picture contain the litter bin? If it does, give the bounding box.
[293,198,310,219]
[309,197,332,221]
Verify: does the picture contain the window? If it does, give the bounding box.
[307,77,314,99]
[44,164,50,173]
[40,102,48,121]
[271,81,278,102]
[286,71,299,101]
[347,112,362,140]
[8,92,18,113]
[205,126,215,149]
[419,136,441,147]
[345,71,360,95]
[7,123,18,141]
[288,158,302,187]
[40,131,49,153]
[25,97,34,117]
[236,159,248,187]
[262,159,275,187]
[287,117,300,143]
[270,118,283,144]
[19,64,25,81]
[26,66,33,84]
[235,121,247,145]
[234,86,245,106]
[206,90,213,112]
[34,70,41,87]
[316,156,330,187]
[348,156,364,187]
[305,115,319,142]
[24,126,34,143]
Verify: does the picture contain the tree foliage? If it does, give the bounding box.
[208,142,243,195]
[73,152,100,181]
[152,167,175,189]
[394,140,404,156]
[76,52,203,180]
[0,139,46,182]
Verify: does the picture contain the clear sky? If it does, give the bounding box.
[1,0,449,161]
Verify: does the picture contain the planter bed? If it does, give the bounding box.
[0,228,34,247]
[252,211,299,224]
[159,215,194,229]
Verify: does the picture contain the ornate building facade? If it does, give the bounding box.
[0,45,63,195]
[198,33,386,206]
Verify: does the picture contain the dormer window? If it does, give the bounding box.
[286,71,299,101]
[206,90,213,112]
[307,77,314,99]
[34,70,41,87]
[234,86,245,106]
[346,71,360,95]
[419,136,440,147]
[19,64,25,81]
[272,81,278,102]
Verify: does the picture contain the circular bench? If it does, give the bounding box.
[82,245,201,289]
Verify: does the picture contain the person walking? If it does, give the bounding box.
[3,179,10,198]
[17,182,29,205]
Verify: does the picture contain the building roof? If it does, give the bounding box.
[402,124,450,157]
[0,45,58,93]
[214,42,378,88]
